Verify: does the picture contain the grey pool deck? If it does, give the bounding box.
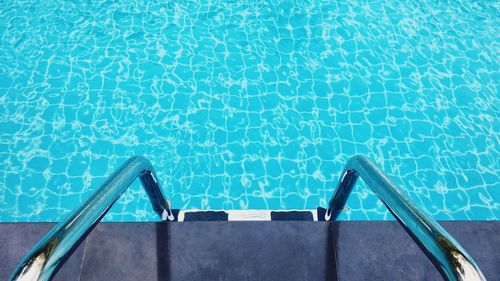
[0,221,498,281]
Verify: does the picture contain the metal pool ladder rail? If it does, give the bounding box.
[325,155,486,281]
[10,155,485,281]
[9,156,174,281]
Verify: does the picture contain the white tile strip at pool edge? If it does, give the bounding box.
[177,209,319,221]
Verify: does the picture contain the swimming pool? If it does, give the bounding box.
[0,0,498,222]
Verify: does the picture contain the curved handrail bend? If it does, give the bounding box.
[10,156,173,281]
[326,155,485,281]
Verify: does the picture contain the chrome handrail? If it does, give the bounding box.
[326,155,486,281]
[10,156,174,281]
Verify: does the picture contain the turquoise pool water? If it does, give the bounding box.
[0,0,498,222]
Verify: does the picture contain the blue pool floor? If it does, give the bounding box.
[0,0,499,222]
